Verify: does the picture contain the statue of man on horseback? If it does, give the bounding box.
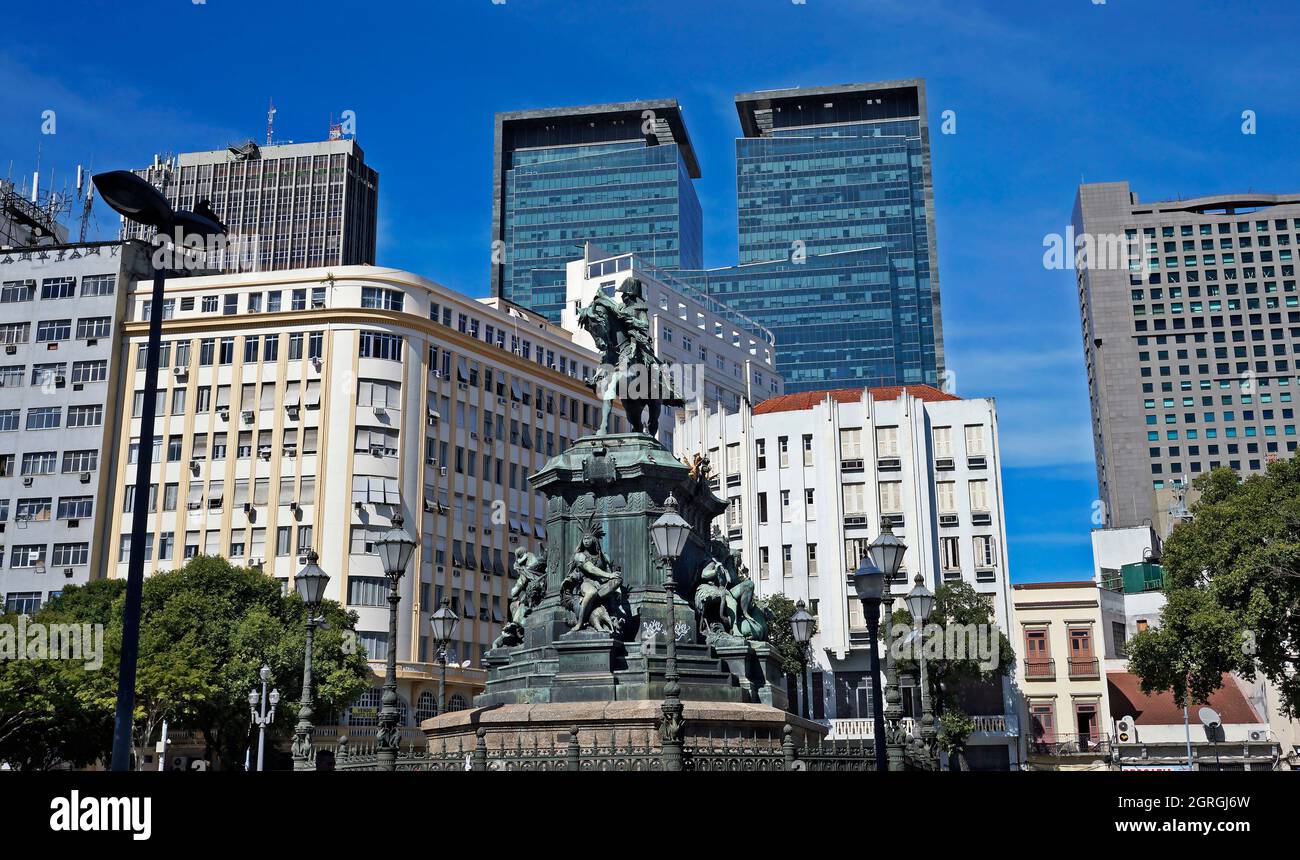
[577,277,684,437]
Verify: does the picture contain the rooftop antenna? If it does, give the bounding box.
[266,98,277,146]
[76,164,96,243]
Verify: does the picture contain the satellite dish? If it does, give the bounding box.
[1197,707,1221,728]
[460,660,472,668]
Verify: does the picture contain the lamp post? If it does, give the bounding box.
[429,598,459,716]
[853,521,908,771]
[790,600,815,720]
[93,170,225,772]
[650,495,692,772]
[905,572,938,759]
[291,551,330,771]
[248,665,279,772]
[852,558,888,771]
[373,514,416,772]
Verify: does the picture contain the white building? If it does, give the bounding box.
[0,241,150,612]
[675,384,1020,769]
[108,263,616,724]
[561,244,783,451]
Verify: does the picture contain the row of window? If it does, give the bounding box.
[5,542,90,569]
[0,360,109,387]
[0,318,111,344]
[0,404,103,431]
[0,450,98,476]
[734,424,988,473]
[0,274,115,302]
[753,479,993,522]
[117,525,315,564]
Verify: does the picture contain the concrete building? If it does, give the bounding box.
[559,243,783,451]
[1011,581,1112,771]
[1074,182,1300,533]
[491,100,703,323]
[675,384,1019,769]
[0,240,151,612]
[106,264,616,725]
[122,139,378,273]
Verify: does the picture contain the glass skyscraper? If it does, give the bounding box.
[492,100,703,323]
[676,80,944,392]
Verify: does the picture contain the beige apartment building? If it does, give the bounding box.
[107,263,617,729]
[1011,581,1112,771]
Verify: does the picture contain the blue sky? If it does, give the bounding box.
[3,0,1298,582]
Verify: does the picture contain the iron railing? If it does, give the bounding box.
[1028,734,1111,757]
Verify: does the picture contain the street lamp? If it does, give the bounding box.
[853,557,889,771]
[95,170,226,772]
[429,598,459,716]
[248,665,280,772]
[373,514,416,772]
[650,494,692,772]
[292,551,330,771]
[790,600,815,720]
[905,573,938,751]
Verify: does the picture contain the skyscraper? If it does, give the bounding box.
[491,100,703,323]
[675,80,944,393]
[1074,181,1300,532]
[122,138,378,273]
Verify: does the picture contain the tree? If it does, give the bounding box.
[891,580,1015,715]
[938,709,976,772]
[764,593,815,716]
[0,556,370,770]
[763,593,809,679]
[1126,461,1300,716]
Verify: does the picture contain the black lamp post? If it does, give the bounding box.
[905,573,938,754]
[790,600,815,720]
[429,598,459,715]
[853,558,888,771]
[93,170,225,772]
[292,551,330,771]
[853,521,908,771]
[373,515,416,772]
[650,495,692,772]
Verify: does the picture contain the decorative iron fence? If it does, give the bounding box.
[316,721,938,772]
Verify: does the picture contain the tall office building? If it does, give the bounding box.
[675,80,944,392]
[0,240,151,613]
[106,264,616,725]
[675,385,1019,769]
[122,139,378,273]
[1074,182,1300,532]
[491,100,703,323]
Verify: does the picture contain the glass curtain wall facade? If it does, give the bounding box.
[675,81,943,393]
[492,101,703,324]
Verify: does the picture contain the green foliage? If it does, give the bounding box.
[1126,462,1300,716]
[938,709,975,772]
[891,580,1014,713]
[764,593,811,678]
[938,709,975,754]
[0,556,369,770]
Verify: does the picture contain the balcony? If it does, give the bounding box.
[827,714,1007,740]
[1028,733,1110,757]
[1068,657,1100,680]
[1023,659,1056,681]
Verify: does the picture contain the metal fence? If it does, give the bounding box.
[313,723,937,772]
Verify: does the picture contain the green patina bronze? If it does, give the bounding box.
[476,302,784,710]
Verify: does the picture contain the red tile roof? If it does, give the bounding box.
[752,385,960,415]
[1107,672,1261,726]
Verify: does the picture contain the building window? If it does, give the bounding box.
[964,425,986,456]
[941,537,961,571]
[807,543,818,575]
[358,331,403,361]
[802,434,813,466]
[973,535,996,568]
[968,480,990,512]
[876,426,899,458]
[878,482,902,513]
[778,436,789,468]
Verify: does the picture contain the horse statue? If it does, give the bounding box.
[577,277,684,437]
